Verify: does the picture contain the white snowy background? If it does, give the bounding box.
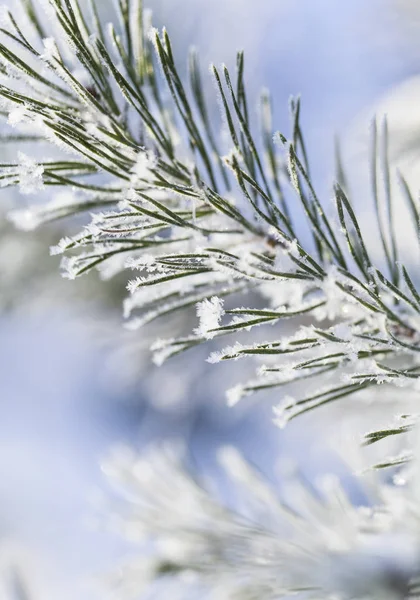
[1,0,420,598]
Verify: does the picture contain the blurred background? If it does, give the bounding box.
[1,0,420,598]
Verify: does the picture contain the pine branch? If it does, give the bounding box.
[101,442,420,599]
[0,0,420,449]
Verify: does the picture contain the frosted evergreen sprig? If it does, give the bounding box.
[102,443,420,600]
[1,0,420,447]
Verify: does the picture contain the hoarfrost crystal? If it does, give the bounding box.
[195,296,225,339]
[16,153,44,196]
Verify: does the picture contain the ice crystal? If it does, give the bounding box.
[7,106,28,127]
[226,383,244,407]
[194,296,225,339]
[16,153,44,197]
[273,395,297,429]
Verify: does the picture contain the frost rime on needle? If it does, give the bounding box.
[195,296,225,339]
[16,153,44,196]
